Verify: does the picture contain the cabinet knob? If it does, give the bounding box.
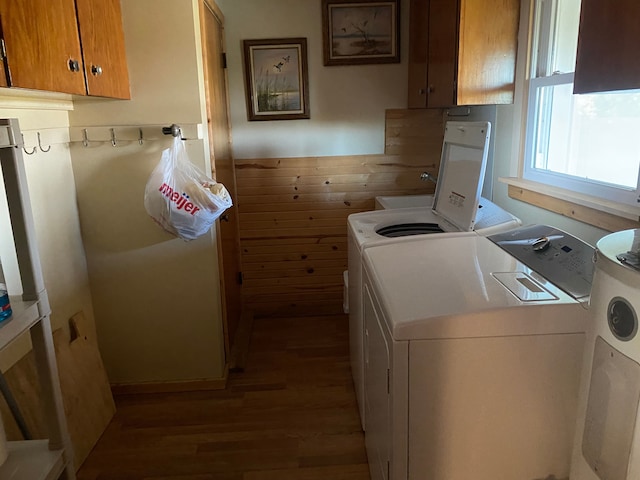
[68,59,80,72]
[427,85,434,93]
[91,65,103,76]
[220,214,230,222]
[418,88,426,95]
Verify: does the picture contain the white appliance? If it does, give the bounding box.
[374,193,521,230]
[346,121,521,429]
[571,229,640,480]
[362,225,595,480]
[374,194,434,210]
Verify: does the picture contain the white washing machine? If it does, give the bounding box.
[374,193,523,230]
[346,121,521,429]
[362,225,595,480]
[570,229,640,480]
[374,193,434,210]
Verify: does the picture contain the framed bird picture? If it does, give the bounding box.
[243,38,310,121]
[322,0,400,66]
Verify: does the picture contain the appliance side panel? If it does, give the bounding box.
[408,334,584,480]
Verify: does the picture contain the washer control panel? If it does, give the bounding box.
[488,224,595,300]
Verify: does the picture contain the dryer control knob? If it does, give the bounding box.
[532,236,551,252]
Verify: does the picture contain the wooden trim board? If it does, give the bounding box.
[110,365,229,395]
[508,184,640,232]
[229,310,254,372]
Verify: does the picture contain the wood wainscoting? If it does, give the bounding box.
[234,109,444,317]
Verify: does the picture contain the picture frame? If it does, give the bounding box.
[243,38,310,121]
[322,0,400,66]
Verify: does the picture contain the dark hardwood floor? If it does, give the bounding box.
[76,314,370,480]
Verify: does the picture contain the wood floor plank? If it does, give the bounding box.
[243,464,371,480]
[77,314,369,480]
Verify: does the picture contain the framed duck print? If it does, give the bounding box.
[322,0,400,66]
[243,38,310,121]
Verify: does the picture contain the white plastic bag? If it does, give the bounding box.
[144,136,232,240]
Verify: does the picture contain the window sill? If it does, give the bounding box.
[499,177,640,232]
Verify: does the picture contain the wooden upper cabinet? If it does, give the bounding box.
[408,0,520,108]
[76,0,130,99]
[0,0,86,95]
[573,0,640,94]
[0,0,130,98]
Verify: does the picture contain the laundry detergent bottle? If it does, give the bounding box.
[0,259,12,322]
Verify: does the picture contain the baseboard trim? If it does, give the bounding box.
[111,364,229,395]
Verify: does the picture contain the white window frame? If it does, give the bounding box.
[521,0,640,209]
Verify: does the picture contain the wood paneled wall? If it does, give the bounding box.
[235,109,444,317]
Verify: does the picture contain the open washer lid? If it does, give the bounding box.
[432,121,491,231]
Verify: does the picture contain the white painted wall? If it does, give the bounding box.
[69,0,226,384]
[0,99,96,372]
[218,0,409,159]
[0,0,226,386]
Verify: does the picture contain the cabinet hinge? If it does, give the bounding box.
[0,38,11,86]
[222,52,227,69]
[238,271,244,285]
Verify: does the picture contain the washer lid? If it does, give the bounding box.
[432,121,491,232]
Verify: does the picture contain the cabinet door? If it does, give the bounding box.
[457,0,519,106]
[75,0,130,99]
[426,0,459,108]
[407,0,429,108]
[574,0,640,94]
[0,0,86,94]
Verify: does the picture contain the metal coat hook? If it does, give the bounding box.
[162,124,185,140]
[110,128,117,147]
[82,129,90,147]
[21,134,36,155]
[37,132,51,153]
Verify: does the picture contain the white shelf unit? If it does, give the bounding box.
[0,118,75,479]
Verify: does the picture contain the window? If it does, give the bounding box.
[524,0,640,207]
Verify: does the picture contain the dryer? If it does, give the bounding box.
[362,225,595,480]
[346,121,521,429]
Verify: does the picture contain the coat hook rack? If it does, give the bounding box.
[37,132,51,153]
[21,134,37,155]
[67,123,201,146]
